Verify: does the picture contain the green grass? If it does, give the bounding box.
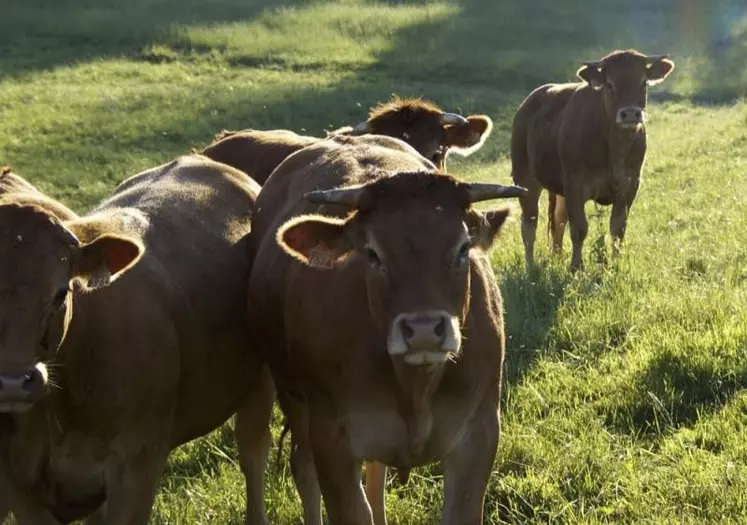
[2,0,747,523]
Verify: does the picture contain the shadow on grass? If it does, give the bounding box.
[602,346,747,440]
[0,0,311,77]
[500,262,573,386]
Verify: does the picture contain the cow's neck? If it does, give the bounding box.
[3,403,55,487]
[391,360,445,459]
[607,123,643,180]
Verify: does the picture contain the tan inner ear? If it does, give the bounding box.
[447,116,493,156]
[74,234,144,290]
[276,213,354,269]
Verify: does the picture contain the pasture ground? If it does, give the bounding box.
[1,0,747,523]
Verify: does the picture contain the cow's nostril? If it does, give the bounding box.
[23,369,43,394]
[400,320,414,340]
[434,318,445,338]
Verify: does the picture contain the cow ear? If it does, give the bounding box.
[73,234,144,290]
[646,58,675,86]
[445,116,494,157]
[277,214,355,269]
[577,65,605,90]
[467,208,510,251]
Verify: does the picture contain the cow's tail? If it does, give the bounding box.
[547,192,557,242]
[274,417,292,470]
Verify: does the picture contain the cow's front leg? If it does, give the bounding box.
[549,193,568,254]
[101,434,171,525]
[309,397,372,525]
[0,462,60,525]
[518,181,542,270]
[609,177,639,257]
[277,389,323,525]
[565,192,588,272]
[441,397,499,525]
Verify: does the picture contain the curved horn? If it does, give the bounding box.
[440,112,469,126]
[582,60,604,69]
[303,186,365,207]
[466,183,528,203]
[352,121,372,134]
[61,227,82,248]
[644,53,669,63]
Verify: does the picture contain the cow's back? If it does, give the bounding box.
[0,168,78,220]
[512,82,582,195]
[201,129,318,185]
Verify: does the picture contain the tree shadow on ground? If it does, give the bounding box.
[0,0,311,77]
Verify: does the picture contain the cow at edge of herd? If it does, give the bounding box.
[0,49,675,524]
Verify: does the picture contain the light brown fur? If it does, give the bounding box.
[0,157,273,524]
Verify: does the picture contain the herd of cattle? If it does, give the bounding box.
[0,48,674,524]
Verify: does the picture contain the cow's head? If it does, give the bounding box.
[348,97,493,169]
[277,173,525,365]
[576,50,674,129]
[0,202,143,413]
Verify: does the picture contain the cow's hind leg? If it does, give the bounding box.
[566,192,588,272]
[365,461,387,525]
[548,193,568,255]
[441,396,499,525]
[236,365,275,525]
[517,179,542,270]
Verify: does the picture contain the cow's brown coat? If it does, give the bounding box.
[0,157,273,524]
[248,134,521,524]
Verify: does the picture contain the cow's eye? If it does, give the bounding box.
[53,287,69,308]
[455,241,471,268]
[364,246,384,270]
[606,81,615,91]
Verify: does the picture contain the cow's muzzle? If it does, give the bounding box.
[616,106,645,128]
[388,311,461,365]
[0,364,47,413]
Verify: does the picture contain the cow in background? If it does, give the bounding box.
[200,96,493,185]
[511,49,674,270]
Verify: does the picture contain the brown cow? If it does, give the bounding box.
[247,134,525,524]
[511,49,675,270]
[0,157,273,524]
[200,96,493,185]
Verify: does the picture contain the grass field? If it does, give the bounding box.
[2,0,747,523]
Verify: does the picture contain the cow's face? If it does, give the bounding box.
[350,98,493,169]
[0,203,142,413]
[577,51,674,130]
[277,173,525,366]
